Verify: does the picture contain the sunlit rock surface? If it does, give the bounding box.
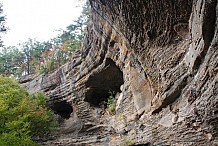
[21,0,218,145]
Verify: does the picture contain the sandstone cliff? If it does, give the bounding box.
[21,0,218,145]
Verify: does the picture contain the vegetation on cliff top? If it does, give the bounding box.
[0,75,57,146]
[0,1,90,78]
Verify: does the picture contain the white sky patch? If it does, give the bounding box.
[0,0,84,47]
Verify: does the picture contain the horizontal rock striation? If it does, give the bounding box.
[21,0,218,145]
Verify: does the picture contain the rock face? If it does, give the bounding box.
[21,0,218,145]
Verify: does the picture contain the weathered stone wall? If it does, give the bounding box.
[21,0,218,145]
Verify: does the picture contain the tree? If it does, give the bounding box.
[0,46,24,77]
[19,39,52,75]
[20,39,36,75]
[55,1,90,51]
[65,1,90,42]
[0,75,57,146]
[0,1,91,77]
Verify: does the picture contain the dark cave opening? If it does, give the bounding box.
[50,100,73,119]
[84,58,124,106]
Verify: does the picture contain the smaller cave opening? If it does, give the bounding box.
[50,100,73,119]
[84,58,124,107]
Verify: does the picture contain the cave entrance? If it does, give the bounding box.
[85,58,124,106]
[50,100,73,119]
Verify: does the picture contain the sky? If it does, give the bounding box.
[0,0,84,47]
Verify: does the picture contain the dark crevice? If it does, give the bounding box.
[202,0,216,49]
[193,0,217,71]
[147,29,157,40]
[43,85,56,92]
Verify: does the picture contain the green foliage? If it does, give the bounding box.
[0,133,37,146]
[29,92,57,136]
[106,91,116,115]
[0,46,24,77]
[121,140,134,146]
[0,2,91,77]
[0,76,57,145]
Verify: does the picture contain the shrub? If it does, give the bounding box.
[121,140,134,146]
[0,75,57,146]
[106,91,116,115]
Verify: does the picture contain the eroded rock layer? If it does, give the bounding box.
[21,0,218,145]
